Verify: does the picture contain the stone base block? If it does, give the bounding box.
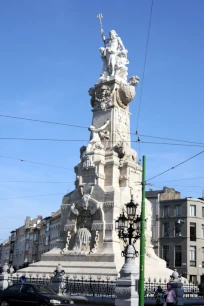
[115,297,138,306]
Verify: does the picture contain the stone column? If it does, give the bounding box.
[50,264,66,295]
[115,245,139,306]
[0,263,10,291]
[168,269,184,306]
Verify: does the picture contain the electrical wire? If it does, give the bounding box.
[0,155,73,170]
[2,113,204,148]
[137,133,204,146]
[137,141,204,148]
[154,176,204,184]
[0,114,87,129]
[0,137,86,141]
[0,192,65,200]
[3,138,204,149]
[136,0,154,132]
[146,150,204,182]
[0,181,73,184]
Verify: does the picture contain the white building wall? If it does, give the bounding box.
[50,213,61,249]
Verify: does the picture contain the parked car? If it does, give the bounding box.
[0,283,74,305]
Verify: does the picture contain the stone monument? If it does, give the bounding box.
[19,16,173,280]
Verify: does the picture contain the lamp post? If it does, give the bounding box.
[115,197,142,306]
[115,201,142,253]
[139,155,146,306]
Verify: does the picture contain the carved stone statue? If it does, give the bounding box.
[80,148,94,170]
[98,29,129,83]
[114,141,137,167]
[88,84,114,111]
[72,227,92,254]
[86,120,110,153]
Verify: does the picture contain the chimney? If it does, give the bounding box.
[24,216,30,229]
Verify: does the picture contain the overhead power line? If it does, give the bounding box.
[3,138,204,149]
[0,137,86,141]
[3,136,204,149]
[136,0,154,131]
[137,133,204,146]
[0,155,73,170]
[154,176,204,184]
[138,141,204,148]
[2,113,204,147]
[0,114,87,129]
[0,180,73,184]
[146,150,204,182]
[0,192,65,200]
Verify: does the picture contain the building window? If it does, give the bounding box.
[175,222,182,236]
[33,233,38,241]
[202,248,204,268]
[175,205,181,217]
[46,222,50,232]
[202,207,204,218]
[190,205,196,217]
[163,246,169,266]
[189,275,197,284]
[163,223,169,237]
[25,232,29,240]
[25,242,29,251]
[175,246,182,266]
[201,225,204,239]
[163,206,169,217]
[190,246,196,267]
[11,232,16,242]
[190,223,196,241]
[45,236,49,246]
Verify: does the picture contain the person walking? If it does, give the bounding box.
[154,285,165,305]
[164,284,176,306]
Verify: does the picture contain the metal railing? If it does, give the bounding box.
[8,275,116,298]
[7,274,204,299]
[144,279,204,299]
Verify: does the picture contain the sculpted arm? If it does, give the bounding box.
[101,29,110,44]
[118,37,125,50]
[94,120,110,132]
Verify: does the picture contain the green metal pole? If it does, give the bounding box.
[139,155,146,306]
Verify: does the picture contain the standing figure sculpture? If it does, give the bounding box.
[101,29,126,76]
[97,14,129,82]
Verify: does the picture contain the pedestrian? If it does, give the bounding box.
[19,275,27,284]
[154,285,165,305]
[164,284,176,306]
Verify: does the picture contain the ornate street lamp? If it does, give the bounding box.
[115,212,129,231]
[115,197,141,256]
[126,197,138,219]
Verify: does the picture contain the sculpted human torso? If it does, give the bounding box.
[106,37,119,53]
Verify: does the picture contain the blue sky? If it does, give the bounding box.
[1,0,204,240]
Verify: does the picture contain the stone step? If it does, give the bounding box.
[17,264,118,280]
[28,261,116,268]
